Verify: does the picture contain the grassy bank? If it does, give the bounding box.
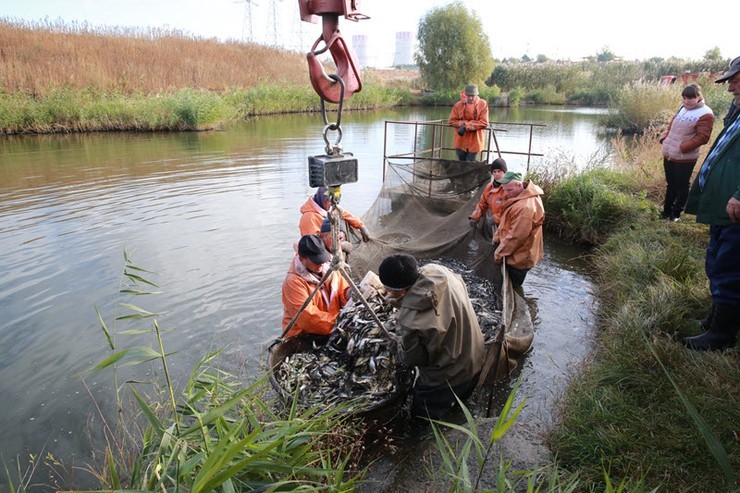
[533,128,739,491]
[0,84,411,134]
[0,19,412,134]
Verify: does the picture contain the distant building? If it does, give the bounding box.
[352,34,369,67]
[392,31,413,67]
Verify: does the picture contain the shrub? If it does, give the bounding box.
[544,168,655,245]
[604,81,680,133]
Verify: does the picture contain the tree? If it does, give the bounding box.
[703,47,722,62]
[415,3,494,90]
[536,54,549,63]
[596,46,615,62]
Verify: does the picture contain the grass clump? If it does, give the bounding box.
[63,250,371,492]
[541,130,739,491]
[603,80,681,134]
[539,166,655,245]
[0,88,237,133]
[0,84,412,134]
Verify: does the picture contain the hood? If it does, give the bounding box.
[400,264,450,313]
[299,196,327,217]
[508,180,544,204]
[289,255,324,285]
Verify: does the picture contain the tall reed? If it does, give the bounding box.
[0,18,307,96]
[81,250,370,491]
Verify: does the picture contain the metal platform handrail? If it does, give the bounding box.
[382,119,545,181]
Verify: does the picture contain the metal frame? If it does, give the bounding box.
[382,119,546,181]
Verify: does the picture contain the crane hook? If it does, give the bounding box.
[298,0,368,104]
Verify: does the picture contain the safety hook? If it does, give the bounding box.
[322,124,343,155]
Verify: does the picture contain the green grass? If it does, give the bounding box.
[0,85,412,134]
[537,167,655,245]
[74,250,371,491]
[541,158,739,491]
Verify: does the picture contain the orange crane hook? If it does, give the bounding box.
[298,0,369,103]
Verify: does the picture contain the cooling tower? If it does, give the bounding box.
[392,31,413,66]
[352,34,369,67]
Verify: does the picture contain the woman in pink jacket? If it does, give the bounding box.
[659,83,715,222]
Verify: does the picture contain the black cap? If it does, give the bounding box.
[298,234,331,264]
[320,216,348,234]
[490,158,507,173]
[715,56,740,83]
[379,254,419,290]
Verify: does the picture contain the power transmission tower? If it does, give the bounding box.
[266,0,282,47]
[234,0,258,42]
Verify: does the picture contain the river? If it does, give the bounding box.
[0,105,604,488]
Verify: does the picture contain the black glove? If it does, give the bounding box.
[360,226,371,242]
[469,218,478,228]
[457,126,466,136]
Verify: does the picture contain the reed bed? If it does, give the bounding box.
[0,18,306,95]
[0,19,411,134]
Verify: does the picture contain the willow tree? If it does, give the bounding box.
[415,3,494,90]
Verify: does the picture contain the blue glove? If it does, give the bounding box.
[457,126,466,136]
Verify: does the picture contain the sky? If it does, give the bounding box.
[1,0,735,68]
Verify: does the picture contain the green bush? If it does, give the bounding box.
[525,84,565,104]
[544,168,654,245]
[603,81,680,133]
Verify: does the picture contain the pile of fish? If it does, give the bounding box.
[273,290,413,412]
[273,261,503,412]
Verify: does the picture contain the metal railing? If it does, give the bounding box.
[382,119,545,181]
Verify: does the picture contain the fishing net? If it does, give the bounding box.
[346,157,534,382]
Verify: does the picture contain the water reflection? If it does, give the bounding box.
[0,106,605,487]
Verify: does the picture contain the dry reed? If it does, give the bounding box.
[0,18,307,96]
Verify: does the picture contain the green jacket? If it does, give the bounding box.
[395,264,484,388]
[685,108,740,225]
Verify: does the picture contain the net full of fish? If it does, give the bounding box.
[274,291,412,412]
[431,258,503,344]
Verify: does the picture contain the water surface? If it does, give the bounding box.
[0,106,604,487]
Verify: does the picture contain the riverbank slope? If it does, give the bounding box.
[0,19,415,134]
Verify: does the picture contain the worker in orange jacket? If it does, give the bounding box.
[493,171,545,288]
[299,186,370,241]
[448,84,489,161]
[468,158,508,228]
[281,234,351,338]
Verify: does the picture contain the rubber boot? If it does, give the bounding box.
[691,303,715,331]
[683,304,740,351]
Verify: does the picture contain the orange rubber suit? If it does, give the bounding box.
[448,94,489,154]
[298,195,365,236]
[493,181,545,269]
[281,255,350,338]
[469,181,506,225]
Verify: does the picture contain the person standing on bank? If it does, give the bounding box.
[493,171,545,289]
[378,254,484,421]
[659,83,715,222]
[682,56,740,351]
[448,84,489,161]
[468,157,508,229]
